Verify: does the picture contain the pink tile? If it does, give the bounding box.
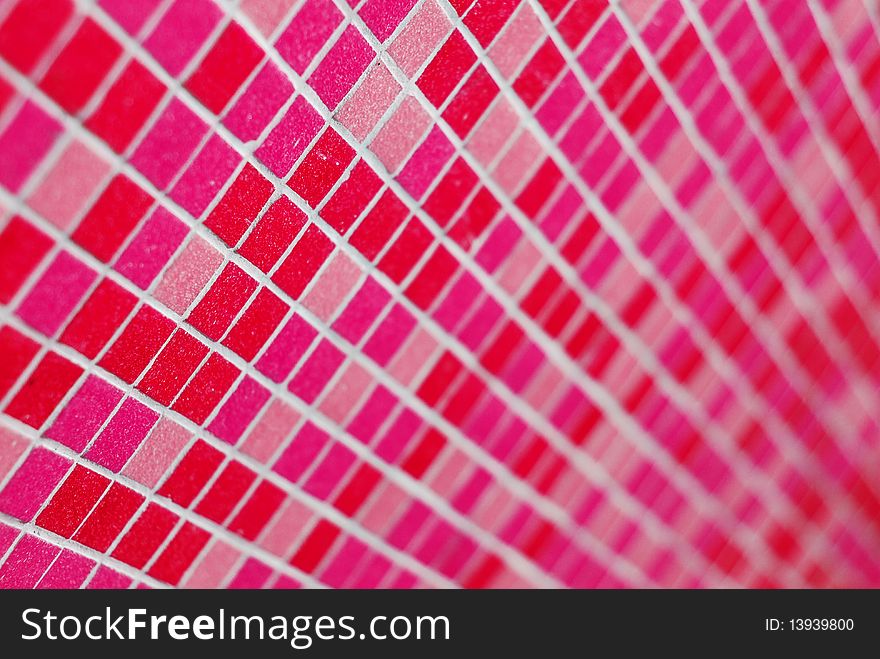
[363,303,417,366]
[0,448,71,521]
[122,418,191,488]
[114,208,189,290]
[0,101,61,193]
[0,534,60,588]
[144,0,222,76]
[224,62,294,141]
[489,6,544,79]
[154,235,223,314]
[241,0,300,38]
[86,565,133,589]
[0,428,28,484]
[388,0,451,77]
[208,376,271,444]
[183,540,240,587]
[228,557,272,588]
[308,26,375,111]
[319,362,372,423]
[45,375,124,452]
[85,397,160,472]
[100,0,164,35]
[275,0,343,75]
[370,95,431,172]
[303,441,357,498]
[360,0,419,42]
[346,385,396,442]
[331,277,391,344]
[27,140,110,230]
[37,548,95,588]
[466,98,518,167]
[16,251,97,336]
[302,252,362,322]
[131,99,209,189]
[287,339,346,403]
[0,524,18,557]
[254,96,323,176]
[336,63,401,141]
[396,126,455,198]
[273,421,330,482]
[255,314,318,382]
[170,134,239,216]
[240,399,301,463]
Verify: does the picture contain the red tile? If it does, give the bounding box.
[187,263,258,341]
[449,186,500,248]
[228,480,286,540]
[599,48,644,110]
[172,353,240,424]
[443,66,499,138]
[515,157,563,219]
[157,439,224,507]
[272,224,334,299]
[74,483,145,552]
[194,461,257,523]
[59,278,138,359]
[111,503,178,569]
[513,39,566,108]
[0,0,74,74]
[416,351,462,406]
[186,22,263,114]
[0,326,40,400]
[288,128,356,208]
[137,329,209,406]
[4,351,83,428]
[148,522,210,585]
[36,465,110,538]
[204,164,275,247]
[99,305,176,384]
[404,246,459,310]
[238,196,308,272]
[537,0,569,19]
[86,60,166,153]
[39,18,121,113]
[333,462,381,515]
[349,190,409,260]
[463,0,518,47]
[322,160,383,235]
[290,519,340,572]
[72,175,154,262]
[0,216,53,305]
[377,218,433,283]
[417,32,476,107]
[422,157,479,227]
[223,287,290,361]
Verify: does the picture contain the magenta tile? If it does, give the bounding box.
[16,251,97,336]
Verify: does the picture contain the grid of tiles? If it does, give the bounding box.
[0,0,879,588]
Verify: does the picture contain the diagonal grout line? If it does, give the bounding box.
[518,0,880,567]
[82,0,872,584]
[1,0,872,588]
[212,0,815,585]
[393,0,880,580]
[0,509,171,589]
[598,0,880,568]
[671,0,880,537]
[72,0,736,588]
[0,412,326,589]
[0,6,607,586]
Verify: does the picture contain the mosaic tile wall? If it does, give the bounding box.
[1,0,880,588]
